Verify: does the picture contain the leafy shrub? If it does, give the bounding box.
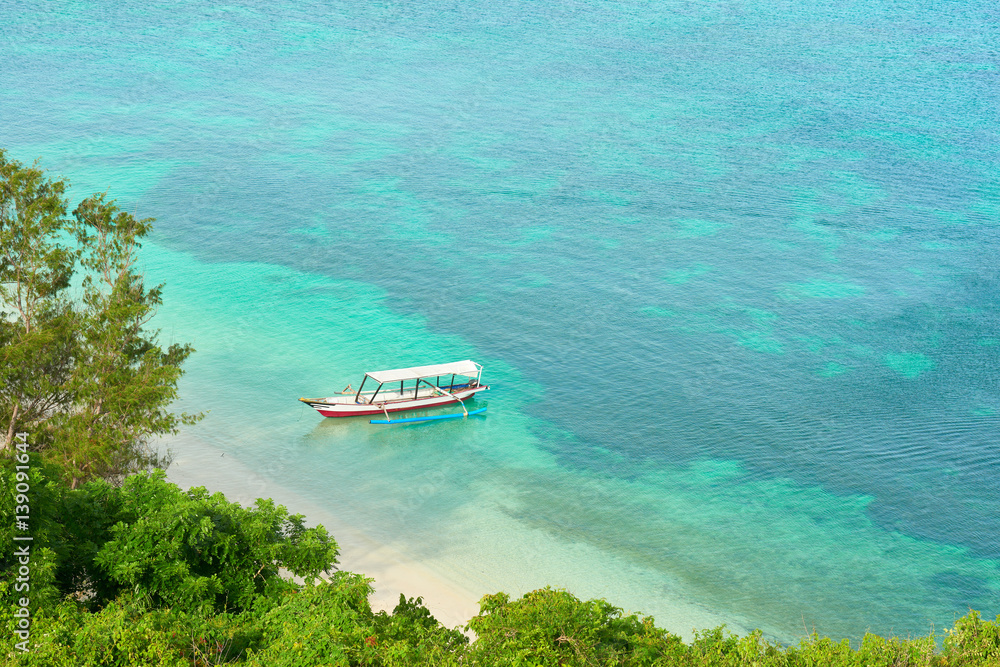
[92,470,339,615]
[942,611,1000,666]
[466,587,685,666]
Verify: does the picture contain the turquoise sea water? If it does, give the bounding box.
[3,0,999,642]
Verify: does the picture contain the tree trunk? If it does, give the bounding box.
[3,402,19,451]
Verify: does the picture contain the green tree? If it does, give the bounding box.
[0,149,199,486]
[466,587,686,666]
[81,471,340,615]
[247,577,467,667]
[0,151,76,451]
[1,464,340,613]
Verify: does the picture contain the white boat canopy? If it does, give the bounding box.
[365,360,482,384]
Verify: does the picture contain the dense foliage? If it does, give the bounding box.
[0,461,339,615]
[0,149,200,487]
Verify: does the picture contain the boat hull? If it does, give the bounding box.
[301,384,488,418]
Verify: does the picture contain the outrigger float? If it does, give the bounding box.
[299,360,489,424]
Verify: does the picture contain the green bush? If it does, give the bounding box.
[466,587,685,666]
[247,574,467,667]
[0,464,339,617]
[91,470,339,615]
[941,611,1000,666]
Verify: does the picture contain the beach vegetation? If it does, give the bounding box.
[0,462,338,618]
[245,576,468,666]
[466,588,687,665]
[0,149,200,488]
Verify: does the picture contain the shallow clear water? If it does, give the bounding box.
[3,0,998,642]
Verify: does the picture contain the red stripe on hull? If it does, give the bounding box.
[315,397,462,418]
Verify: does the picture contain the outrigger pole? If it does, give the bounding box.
[369,406,487,425]
[420,378,469,416]
[369,378,485,424]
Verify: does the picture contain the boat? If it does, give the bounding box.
[299,360,489,422]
